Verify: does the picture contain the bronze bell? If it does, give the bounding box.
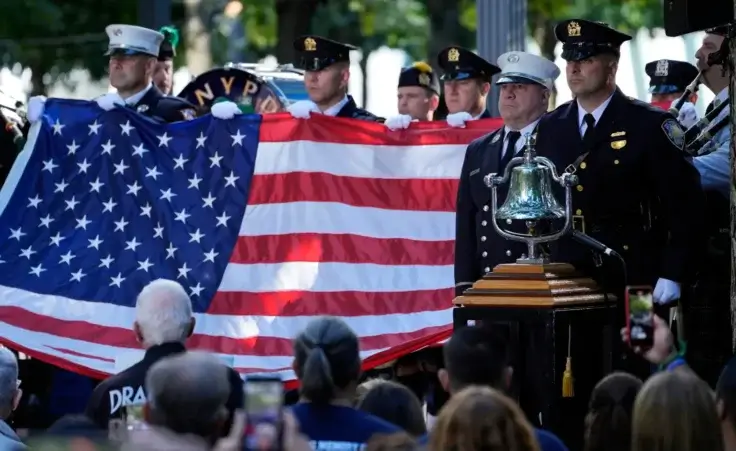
[495,148,566,221]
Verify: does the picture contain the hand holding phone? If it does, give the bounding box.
[244,376,284,450]
[626,286,654,348]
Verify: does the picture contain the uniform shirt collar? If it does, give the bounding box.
[124,83,154,106]
[577,92,614,130]
[715,87,729,104]
[143,341,186,362]
[503,118,541,155]
[321,95,350,116]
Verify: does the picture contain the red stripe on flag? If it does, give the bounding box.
[0,306,449,356]
[249,173,459,212]
[259,113,501,145]
[208,288,453,316]
[231,233,454,266]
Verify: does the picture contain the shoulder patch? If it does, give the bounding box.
[662,118,685,150]
[180,108,196,120]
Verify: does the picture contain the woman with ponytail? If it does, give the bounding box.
[290,317,400,448]
[155,26,179,95]
[584,372,643,451]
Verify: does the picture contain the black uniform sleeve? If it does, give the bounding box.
[84,382,110,429]
[156,97,199,123]
[649,115,706,283]
[454,141,480,296]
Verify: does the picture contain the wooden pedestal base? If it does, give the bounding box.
[453,262,612,307]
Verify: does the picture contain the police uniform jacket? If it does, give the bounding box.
[534,88,705,288]
[132,85,198,123]
[336,95,384,122]
[84,342,244,429]
[454,126,532,295]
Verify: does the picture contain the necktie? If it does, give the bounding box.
[582,113,596,145]
[499,131,521,174]
[706,100,717,115]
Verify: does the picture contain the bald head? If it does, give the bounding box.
[134,279,194,348]
[145,351,231,438]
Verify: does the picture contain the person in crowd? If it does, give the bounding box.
[27,414,108,449]
[121,352,231,451]
[685,26,732,387]
[429,386,540,451]
[437,46,499,127]
[645,59,699,128]
[384,61,441,129]
[631,370,723,451]
[716,356,736,451]
[290,316,401,449]
[583,372,643,451]
[153,26,179,95]
[366,432,420,451]
[85,279,243,431]
[356,379,427,437]
[27,24,197,125]
[427,326,567,451]
[0,347,24,450]
[286,36,383,121]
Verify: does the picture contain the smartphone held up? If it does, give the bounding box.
[626,285,654,348]
[243,375,284,450]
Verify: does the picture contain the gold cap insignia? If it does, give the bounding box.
[567,21,581,37]
[655,60,668,76]
[304,37,317,52]
[448,48,460,62]
[418,73,430,86]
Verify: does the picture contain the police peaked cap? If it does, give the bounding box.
[437,46,500,82]
[398,62,441,94]
[555,19,632,61]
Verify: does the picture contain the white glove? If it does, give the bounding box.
[211,101,242,120]
[446,112,473,128]
[653,278,681,305]
[287,100,320,119]
[95,93,124,111]
[27,96,47,123]
[384,114,414,130]
[671,100,698,129]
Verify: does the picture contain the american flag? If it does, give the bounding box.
[0,98,500,384]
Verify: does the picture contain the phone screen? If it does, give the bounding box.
[244,377,283,450]
[627,286,654,347]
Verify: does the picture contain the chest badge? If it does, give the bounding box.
[491,133,501,144]
[610,140,626,150]
[136,104,149,113]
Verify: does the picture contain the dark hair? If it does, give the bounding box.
[293,316,361,404]
[717,356,736,429]
[584,372,643,451]
[443,325,509,391]
[366,432,419,451]
[357,380,427,436]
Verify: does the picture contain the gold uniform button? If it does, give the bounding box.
[481,220,487,226]
[580,162,586,169]
[623,245,629,250]
[482,251,488,257]
[575,209,582,215]
[576,185,583,192]
[483,205,489,212]
[506,219,512,224]
[614,159,619,164]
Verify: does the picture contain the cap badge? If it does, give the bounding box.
[655,60,668,76]
[567,21,581,37]
[507,54,520,63]
[304,37,317,52]
[448,48,460,62]
[112,28,123,36]
[418,73,430,86]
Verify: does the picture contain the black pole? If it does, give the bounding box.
[138,0,172,29]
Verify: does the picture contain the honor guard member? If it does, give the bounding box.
[384,62,441,129]
[455,51,561,295]
[683,26,732,386]
[153,26,179,95]
[437,46,500,128]
[534,19,705,342]
[286,35,383,121]
[646,59,700,128]
[27,24,197,125]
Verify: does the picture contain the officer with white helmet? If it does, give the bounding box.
[27,24,197,124]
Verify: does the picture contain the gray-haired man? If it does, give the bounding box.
[0,347,24,450]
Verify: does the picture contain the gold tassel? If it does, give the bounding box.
[562,323,574,397]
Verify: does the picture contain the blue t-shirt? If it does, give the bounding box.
[290,403,401,450]
[417,427,568,451]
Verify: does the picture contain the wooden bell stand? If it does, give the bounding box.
[452,261,616,450]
